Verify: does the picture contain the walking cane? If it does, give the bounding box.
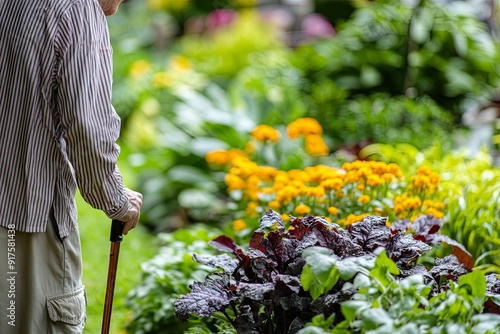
[101,219,124,334]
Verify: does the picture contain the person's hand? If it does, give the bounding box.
[118,188,143,235]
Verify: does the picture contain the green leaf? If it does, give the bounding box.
[359,308,393,329]
[341,300,369,322]
[458,271,486,310]
[370,250,399,287]
[301,247,340,300]
[335,256,375,280]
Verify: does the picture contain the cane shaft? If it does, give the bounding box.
[101,241,121,334]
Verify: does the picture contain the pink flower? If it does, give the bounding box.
[302,14,335,39]
[206,9,237,29]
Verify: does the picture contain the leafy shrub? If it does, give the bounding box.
[125,226,223,334]
[327,94,454,151]
[301,267,500,333]
[174,210,499,333]
[178,10,286,79]
[293,0,500,146]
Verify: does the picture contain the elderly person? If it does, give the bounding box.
[0,0,142,333]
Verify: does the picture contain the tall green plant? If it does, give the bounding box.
[293,0,500,146]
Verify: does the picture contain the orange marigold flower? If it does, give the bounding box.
[245,202,259,217]
[251,124,281,143]
[206,150,231,165]
[357,195,370,203]
[321,178,344,191]
[245,141,256,154]
[304,186,325,199]
[269,201,281,209]
[433,201,445,210]
[233,219,247,231]
[344,213,369,225]
[328,206,339,216]
[287,117,323,139]
[381,173,395,182]
[225,174,246,191]
[367,174,383,187]
[425,207,444,218]
[305,134,329,156]
[206,148,247,165]
[295,204,311,215]
[423,200,434,207]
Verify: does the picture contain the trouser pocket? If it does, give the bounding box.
[46,285,86,334]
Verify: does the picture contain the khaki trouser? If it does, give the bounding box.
[0,216,86,333]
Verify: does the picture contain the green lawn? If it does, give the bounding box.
[79,191,158,333]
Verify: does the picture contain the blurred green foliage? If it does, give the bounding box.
[108,0,499,233]
[294,0,500,142]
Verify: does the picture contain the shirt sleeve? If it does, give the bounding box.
[55,0,129,220]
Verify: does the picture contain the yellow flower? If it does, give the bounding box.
[328,206,339,216]
[412,167,440,192]
[423,200,433,207]
[170,55,191,71]
[152,71,170,88]
[206,149,248,166]
[424,207,444,219]
[281,213,291,221]
[433,202,445,210]
[287,117,323,139]
[206,150,229,165]
[245,141,256,154]
[305,135,329,156]
[344,171,359,184]
[367,174,383,187]
[251,125,281,143]
[287,169,311,184]
[357,195,370,204]
[343,213,369,226]
[356,183,365,191]
[304,186,325,199]
[225,174,246,191]
[233,219,247,231]
[321,178,344,191]
[256,166,278,182]
[295,204,311,215]
[269,201,281,210]
[129,60,151,80]
[246,202,259,217]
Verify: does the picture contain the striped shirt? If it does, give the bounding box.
[0,0,130,237]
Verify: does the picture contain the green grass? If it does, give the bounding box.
[79,191,158,333]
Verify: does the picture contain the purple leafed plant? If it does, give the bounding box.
[174,210,480,332]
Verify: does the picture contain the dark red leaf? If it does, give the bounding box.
[174,273,235,321]
[386,231,431,267]
[209,235,240,253]
[430,235,473,271]
[348,216,390,253]
[429,255,468,282]
[411,215,443,242]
